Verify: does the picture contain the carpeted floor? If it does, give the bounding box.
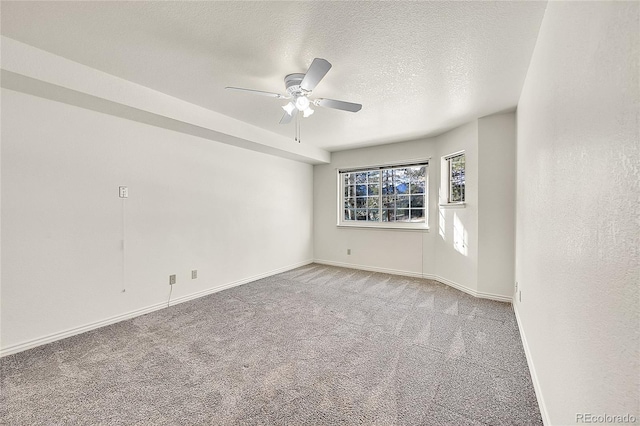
[1,264,542,425]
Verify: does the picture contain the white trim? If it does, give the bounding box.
[335,157,431,173]
[337,224,430,232]
[442,151,466,204]
[314,259,511,303]
[513,300,551,426]
[169,259,313,306]
[314,259,423,278]
[0,302,167,357]
[0,259,313,358]
[337,163,430,228]
[425,273,512,302]
[443,150,465,161]
[439,202,466,209]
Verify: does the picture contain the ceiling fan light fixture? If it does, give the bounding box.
[282,102,296,115]
[295,96,310,111]
[228,58,362,133]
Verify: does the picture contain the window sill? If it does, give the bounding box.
[439,202,466,208]
[337,223,430,232]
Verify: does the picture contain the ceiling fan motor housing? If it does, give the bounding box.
[226,58,362,126]
[284,73,308,97]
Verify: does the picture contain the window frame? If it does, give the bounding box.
[337,160,429,231]
[442,151,466,206]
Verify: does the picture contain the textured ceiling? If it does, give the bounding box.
[0,1,547,151]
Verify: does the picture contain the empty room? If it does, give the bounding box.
[1,1,638,425]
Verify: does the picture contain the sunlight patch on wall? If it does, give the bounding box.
[439,208,446,239]
[453,212,468,256]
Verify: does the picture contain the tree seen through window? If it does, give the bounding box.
[342,164,427,223]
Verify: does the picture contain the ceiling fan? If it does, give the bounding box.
[226,58,362,125]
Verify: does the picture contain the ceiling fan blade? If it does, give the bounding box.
[226,87,287,99]
[279,111,295,124]
[300,58,332,91]
[315,98,362,112]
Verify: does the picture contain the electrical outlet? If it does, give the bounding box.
[169,274,176,285]
[347,249,351,255]
[192,270,197,279]
[515,281,518,292]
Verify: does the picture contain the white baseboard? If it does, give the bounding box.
[0,259,313,358]
[0,302,167,357]
[314,259,511,303]
[513,300,551,425]
[426,273,513,302]
[314,259,424,278]
[168,259,314,306]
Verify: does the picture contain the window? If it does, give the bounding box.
[339,161,428,228]
[445,152,465,203]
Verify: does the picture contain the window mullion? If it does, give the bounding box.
[378,173,382,222]
[339,163,428,226]
[340,173,343,220]
[448,159,453,203]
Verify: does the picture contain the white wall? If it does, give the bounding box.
[1,88,314,354]
[478,112,516,297]
[313,121,510,299]
[313,137,438,277]
[515,1,639,424]
[1,37,330,165]
[434,121,479,293]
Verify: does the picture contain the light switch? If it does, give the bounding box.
[119,186,128,198]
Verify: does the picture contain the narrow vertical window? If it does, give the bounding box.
[447,153,465,203]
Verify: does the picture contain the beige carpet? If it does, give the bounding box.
[1,263,542,425]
